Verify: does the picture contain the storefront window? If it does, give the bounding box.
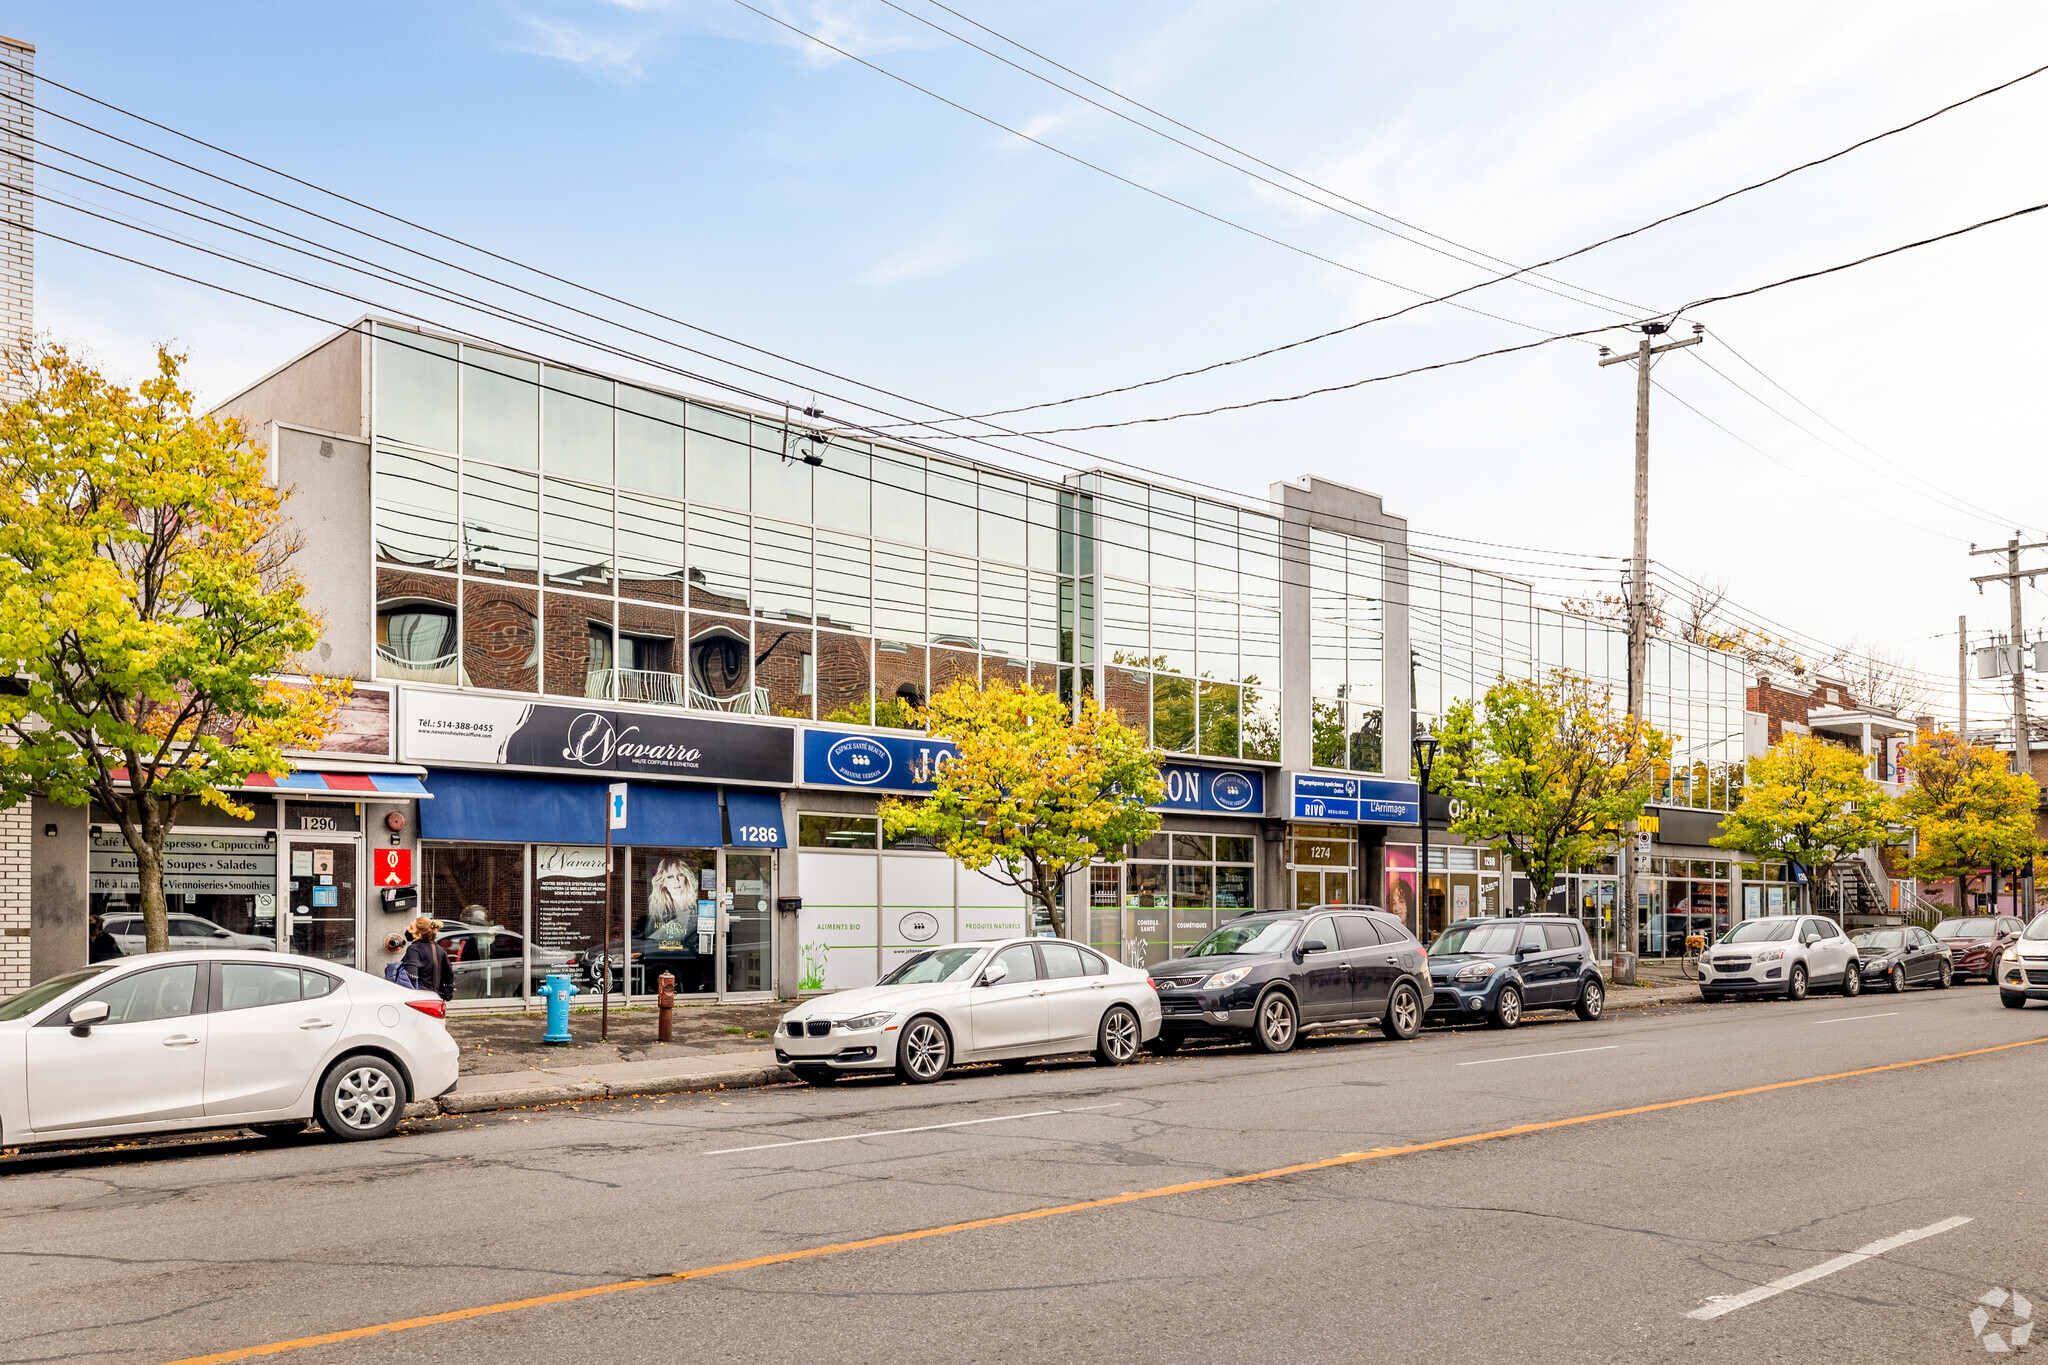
[89,829,279,956]
[532,843,623,996]
[799,815,880,849]
[422,844,530,1001]
[630,848,718,997]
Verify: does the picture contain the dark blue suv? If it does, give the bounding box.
[1425,917,1605,1029]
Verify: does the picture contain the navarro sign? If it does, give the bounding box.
[403,693,792,785]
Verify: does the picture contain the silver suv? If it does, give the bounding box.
[1698,915,1859,1002]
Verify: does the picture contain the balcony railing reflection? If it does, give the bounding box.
[375,646,465,686]
[585,668,772,715]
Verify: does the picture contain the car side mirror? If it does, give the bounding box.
[1301,939,1329,955]
[214,930,233,938]
[979,960,1009,987]
[1516,944,1537,956]
[68,1000,110,1036]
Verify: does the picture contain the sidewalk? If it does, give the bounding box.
[415,1001,798,1117]
[408,978,1712,1120]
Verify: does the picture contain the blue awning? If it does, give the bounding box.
[421,770,720,847]
[725,789,788,848]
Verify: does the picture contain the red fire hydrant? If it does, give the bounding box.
[657,971,675,1043]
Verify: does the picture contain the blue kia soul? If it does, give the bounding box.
[1424,916,1606,1029]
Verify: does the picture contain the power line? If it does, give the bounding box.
[874,53,2048,430]
[865,0,1642,319]
[962,197,2048,437]
[8,78,1961,698]
[717,2,1606,346]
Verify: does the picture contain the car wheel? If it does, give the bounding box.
[1251,990,1298,1054]
[316,1055,407,1141]
[1889,965,1908,994]
[791,1066,839,1086]
[895,1015,951,1083]
[1785,964,1808,1002]
[249,1121,307,1140]
[1144,1035,1183,1055]
[1575,978,1606,1021]
[1841,965,1863,998]
[1936,961,1954,989]
[2002,991,2028,1009]
[1382,982,1422,1040]
[1487,985,1523,1029]
[1094,1005,1141,1066]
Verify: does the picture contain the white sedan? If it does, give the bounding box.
[0,950,459,1150]
[777,938,1162,1084]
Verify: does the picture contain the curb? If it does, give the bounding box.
[414,1064,795,1119]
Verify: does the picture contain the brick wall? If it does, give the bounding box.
[0,802,28,994]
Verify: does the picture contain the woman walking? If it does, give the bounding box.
[399,916,455,1002]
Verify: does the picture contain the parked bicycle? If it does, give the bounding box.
[1680,930,1712,980]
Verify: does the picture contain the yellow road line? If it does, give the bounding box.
[164,1033,2048,1365]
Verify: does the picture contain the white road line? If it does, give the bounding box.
[1456,1045,1619,1067]
[1687,1216,1973,1320]
[704,1103,1123,1155]
[1814,1012,1901,1025]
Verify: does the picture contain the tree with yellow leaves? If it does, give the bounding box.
[1433,671,1674,906]
[1713,733,1897,912]
[879,678,1163,940]
[0,344,343,952]
[1896,730,2040,909]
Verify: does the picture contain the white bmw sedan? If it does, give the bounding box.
[777,938,1161,1084]
[0,950,460,1150]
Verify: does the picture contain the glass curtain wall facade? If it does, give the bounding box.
[371,323,1082,725]
[1306,528,1387,774]
[1408,554,1749,807]
[1083,475,1284,762]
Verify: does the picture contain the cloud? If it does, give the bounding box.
[511,12,665,80]
[865,230,990,284]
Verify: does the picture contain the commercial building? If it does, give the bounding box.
[10,317,1768,1001]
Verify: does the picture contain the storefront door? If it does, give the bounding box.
[722,851,773,997]
[283,837,361,967]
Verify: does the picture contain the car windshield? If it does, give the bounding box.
[1191,917,1302,956]
[1933,918,1995,940]
[2025,917,2048,942]
[1430,923,1520,955]
[1721,919,1797,943]
[1853,930,1905,949]
[877,947,986,985]
[0,965,112,1021]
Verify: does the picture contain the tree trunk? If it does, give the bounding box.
[112,794,176,954]
[1039,882,1066,940]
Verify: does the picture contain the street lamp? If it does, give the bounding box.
[1414,733,1440,941]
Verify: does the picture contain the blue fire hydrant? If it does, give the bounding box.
[538,974,578,1044]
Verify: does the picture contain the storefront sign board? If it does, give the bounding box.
[805,727,1268,816]
[90,831,276,896]
[1288,774,1420,825]
[404,692,792,785]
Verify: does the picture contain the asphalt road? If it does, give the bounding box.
[5,984,2045,1365]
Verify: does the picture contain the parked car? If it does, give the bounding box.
[1997,915,2048,1008]
[1933,915,2025,983]
[1851,927,1953,992]
[0,950,458,1149]
[775,939,1161,1085]
[433,922,578,998]
[1425,916,1605,1028]
[1697,915,1859,1000]
[1147,908,1428,1054]
[101,911,276,955]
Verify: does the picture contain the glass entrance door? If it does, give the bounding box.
[721,851,773,997]
[284,838,360,966]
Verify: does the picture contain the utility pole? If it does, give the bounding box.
[1599,322,1701,984]
[1970,536,2048,782]
[1958,615,1968,741]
